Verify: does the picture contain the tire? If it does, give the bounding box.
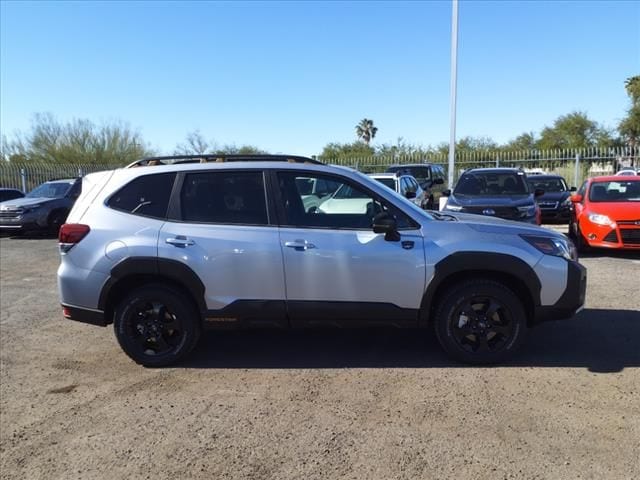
[434,279,528,364]
[48,210,67,235]
[114,284,201,367]
[575,223,591,253]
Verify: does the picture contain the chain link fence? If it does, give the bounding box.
[320,146,639,188]
[0,147,638,193]
[0,163,114,192]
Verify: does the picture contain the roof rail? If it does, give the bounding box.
[125,154,323,168]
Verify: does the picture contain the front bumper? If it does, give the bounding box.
[583,224,640,250]
[534,260,587,322]
[0,211,48,231]
[540,208,571,222]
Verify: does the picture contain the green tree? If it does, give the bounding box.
[319,141,375,160]
[537,111,613,150]
[355,118,378,145]
[619,75,640,148]
[2,113,151,164]
[504,132,537,151]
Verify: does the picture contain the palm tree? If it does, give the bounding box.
[355,118,378,145]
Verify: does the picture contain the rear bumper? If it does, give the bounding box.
[62,304,108,327]
[534,260,587,322]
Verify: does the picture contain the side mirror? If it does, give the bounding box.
[534,189,545,198]
[405,191,417,199]
[570,194,583,203]
[372,212,400,242]
[442,189,451,197]
[433,178,444,185]
[570,186,577,192]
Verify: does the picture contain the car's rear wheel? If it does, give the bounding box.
[114,284,201,367]
[434,279,527,364]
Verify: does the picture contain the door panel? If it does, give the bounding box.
[280,227,425,315]
[275,170,426,327]
[159,170,287,327]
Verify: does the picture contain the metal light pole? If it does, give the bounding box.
[447,0,459,188]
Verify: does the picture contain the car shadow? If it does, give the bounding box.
[182,308,640,373]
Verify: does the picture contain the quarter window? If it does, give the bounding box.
[180,171,268,225]
[107,173,176,219]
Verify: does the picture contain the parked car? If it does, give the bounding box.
[0,178,81,234]
[615,167,639,176]
[368,173,429,209]
[58,155,585,367]
[385,163,446,209]
[442,168,543,225]
[569,175,640,251]
[526,174,576,223]
[0,188,25,202]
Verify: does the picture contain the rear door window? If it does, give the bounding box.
[179,171,269,225]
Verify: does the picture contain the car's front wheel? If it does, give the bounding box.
[114,284,201,367]
[434,279,527,364]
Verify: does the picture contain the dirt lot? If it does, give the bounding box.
[1,237,639,480]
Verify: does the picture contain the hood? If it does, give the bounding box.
[445,212,562,237]
[587,202,640,222]
[536,191,571,202]
[450,193,533,207]
[0,197,55,209]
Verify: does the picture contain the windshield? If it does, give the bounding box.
[388,166,430,182]
[373,178,396,190]
[527,177,568,193]
[26,181,73,198]
[454,172,529,195]
[588,180,640,202]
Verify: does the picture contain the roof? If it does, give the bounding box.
[525,174,567,180]
[588,175,640,182]
[464,167,523,174]
[126,154,322,168]
[368,173,400,178]
[387,163,436,169]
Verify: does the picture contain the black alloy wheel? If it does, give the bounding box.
[435,279,527,364]
[114,285,200,367]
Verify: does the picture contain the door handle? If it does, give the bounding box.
[165,236,195,247]
[284,240,316,251]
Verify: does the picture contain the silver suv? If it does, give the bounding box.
[57,155,586,367]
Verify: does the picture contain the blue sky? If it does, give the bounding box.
[1,0,638,156]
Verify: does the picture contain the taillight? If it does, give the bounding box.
[59,224,90,253]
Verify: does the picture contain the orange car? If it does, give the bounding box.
[569,175,640,251]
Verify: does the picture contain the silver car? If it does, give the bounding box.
[57,155,586,367]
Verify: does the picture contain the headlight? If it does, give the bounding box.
[520,234,577,261]
[22,204,44,213]
[517,205,536,216]
[444,204,462,212]
[587,213,616,227]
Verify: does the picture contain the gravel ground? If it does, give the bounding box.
[1,237,639,480]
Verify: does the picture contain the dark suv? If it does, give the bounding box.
[385,163,446,209]
[0,178,81,234]
[526,175,575,223]
[442,168,543,224]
